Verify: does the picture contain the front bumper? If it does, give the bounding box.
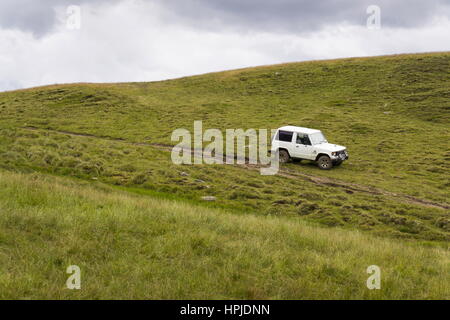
[331,150,349,161]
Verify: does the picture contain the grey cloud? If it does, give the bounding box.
[1,0,449,37]
[158,0,450,33]
[0,0,115,37]
[0,0,57,36]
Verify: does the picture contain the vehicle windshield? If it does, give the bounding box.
[309,132,327,145]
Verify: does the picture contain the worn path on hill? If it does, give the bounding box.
[22,126,450,210]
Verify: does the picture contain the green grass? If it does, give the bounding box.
[0,170,448,299]
[0,52,449,242]
[0,53,449,299]
[0,125,448,243]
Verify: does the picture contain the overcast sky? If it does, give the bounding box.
[1,0,449,91]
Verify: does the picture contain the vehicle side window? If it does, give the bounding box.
[296,133,312,146]
[277,130,294,142]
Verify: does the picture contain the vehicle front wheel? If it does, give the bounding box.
[317,155,333,170]
[278,150,291,163]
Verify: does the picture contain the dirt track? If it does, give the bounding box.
[22,126,450,210]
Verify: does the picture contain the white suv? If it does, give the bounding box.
[271,126,348,170]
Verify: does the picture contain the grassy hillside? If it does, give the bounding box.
[0,53,449,299]
[0,52,449,243]
[0,170,448,299]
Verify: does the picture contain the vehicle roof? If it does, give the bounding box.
[277,126,321,134]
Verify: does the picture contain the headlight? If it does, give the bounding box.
[332,152,337,156]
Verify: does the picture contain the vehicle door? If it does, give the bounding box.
[294,133,316,160]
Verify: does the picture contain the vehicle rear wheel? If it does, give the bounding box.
[278,150,291,163]
[317,155,333,170]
